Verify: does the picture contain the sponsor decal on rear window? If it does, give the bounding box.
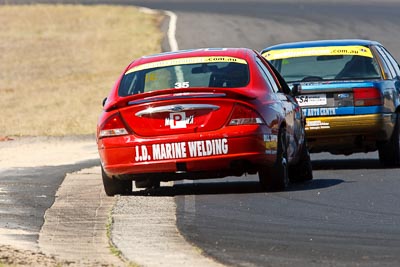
[263,46,373,60]
[134,138,229,162]
[125,57,247,75]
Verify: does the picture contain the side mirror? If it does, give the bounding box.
[102,97,108,107]
[291,83,302,96]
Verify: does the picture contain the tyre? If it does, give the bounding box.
[101,166,132,196]
[378,114,400,167]
[135,179,160,189]
[259,127,289,192]
[289,139,313,182]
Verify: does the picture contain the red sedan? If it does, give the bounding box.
[97,48,312,196]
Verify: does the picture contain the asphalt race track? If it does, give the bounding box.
[2,1,400,266]
[101,1,400,265]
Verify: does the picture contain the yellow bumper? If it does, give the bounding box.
[305,113,396,153]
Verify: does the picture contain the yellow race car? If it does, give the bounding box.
[262,39,400,166]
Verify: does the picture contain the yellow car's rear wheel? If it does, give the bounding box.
[379,114,400,167]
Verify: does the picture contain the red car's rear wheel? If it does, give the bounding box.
[259,127,288,192]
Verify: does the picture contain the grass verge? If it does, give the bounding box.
[0,4,163,136]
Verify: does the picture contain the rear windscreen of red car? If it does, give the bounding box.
[118,58,250,96]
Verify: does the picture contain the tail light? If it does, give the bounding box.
[228,104,264,126]
[353,87,383,106]
[99,113,129,138]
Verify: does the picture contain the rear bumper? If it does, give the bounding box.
[98,131,278,179]
[305,113,396,153]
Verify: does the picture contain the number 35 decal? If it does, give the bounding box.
[175,82,190,88]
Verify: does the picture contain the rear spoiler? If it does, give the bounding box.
[104,88,257,112]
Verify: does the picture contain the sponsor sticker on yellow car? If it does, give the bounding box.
[263,46,373,60]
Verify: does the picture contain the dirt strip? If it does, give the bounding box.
[0,136,98,169]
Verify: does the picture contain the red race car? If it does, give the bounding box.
[97,48,312,196]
